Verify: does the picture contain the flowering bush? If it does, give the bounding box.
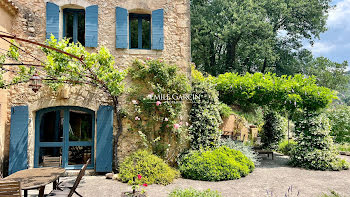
[119,150,180,185]
[127,59,191,161]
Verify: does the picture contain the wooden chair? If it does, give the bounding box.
[0,181,22,196]
[43,156,62,167]
[48,159,90,197]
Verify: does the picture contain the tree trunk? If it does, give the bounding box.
[112,96,123,172]
[225,37,240,72]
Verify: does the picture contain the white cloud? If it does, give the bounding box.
[327,0,350,28]
[306,42,336,54]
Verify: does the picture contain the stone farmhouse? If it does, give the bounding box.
[0,0,190,175]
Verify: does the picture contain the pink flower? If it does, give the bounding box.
[143,183,148,187]
[132,100,138,105]
[156,101,162,106]
[164,118,169,122]
[146,57,151,60]
[135,116,140,121]
[174,124,180,129]
[137,174,142,180]
[166,125,169,128]
[179,122,183,125]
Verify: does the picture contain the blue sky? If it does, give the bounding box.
[305,0,350,64]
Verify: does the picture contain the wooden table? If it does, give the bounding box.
[2,167,65,197]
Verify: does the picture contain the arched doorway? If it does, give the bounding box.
[34,106,94,169]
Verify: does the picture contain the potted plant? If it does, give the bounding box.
[121,174,147,197]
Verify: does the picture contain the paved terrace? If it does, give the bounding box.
[27,154,350,197]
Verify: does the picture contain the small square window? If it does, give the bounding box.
[63,9,85,46]
[129,14,151,49]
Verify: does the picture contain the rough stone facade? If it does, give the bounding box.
[0,0,190,174]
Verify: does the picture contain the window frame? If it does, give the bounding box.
[34,106,95,170]
[63,8,85,45]
[129,13,151,50]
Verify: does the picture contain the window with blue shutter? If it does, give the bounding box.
[63,9,85,45]
[46,2,59,40]
[85,5,99,47]
[96,106,114,172]
[152,9,164,50]
[9,106,29,175]
[116,7,128,49]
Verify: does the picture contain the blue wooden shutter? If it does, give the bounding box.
[152,9,164,50]
[46,2,59,40]
[9,106,29,175]
[96,106,114,172]
[116,7,128,49]
[85,5,99,47]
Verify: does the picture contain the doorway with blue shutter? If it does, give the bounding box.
[34,106,94,170]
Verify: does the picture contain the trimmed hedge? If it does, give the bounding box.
[179,146,254,181]
[119,150,179,185]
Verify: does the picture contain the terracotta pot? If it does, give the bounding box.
[121,191,147,197]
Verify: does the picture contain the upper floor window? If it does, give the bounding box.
[116,7,164,50]
[45,2,98,48]
[129,14,151,49]
[63,8,85,46]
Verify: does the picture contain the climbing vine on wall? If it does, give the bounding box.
[127,59,191,162]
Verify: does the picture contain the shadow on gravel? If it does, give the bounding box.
[257,152,291,169]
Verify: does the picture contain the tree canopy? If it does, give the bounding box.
[191,0,333,76]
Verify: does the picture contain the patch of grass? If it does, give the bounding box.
[169,188,222,197]
[321,191,344,197]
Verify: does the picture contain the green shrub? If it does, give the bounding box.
[326,105,350,143]
[169,188,222,197]
[219,139,260,165]
[189,67,222,150]
[218,103,233,118]
[119,150,180,185]
[278,139,297,156]
[290,112,349,171]
[336,143,350,152]
[261,110,287,150]
[179,146,255,181]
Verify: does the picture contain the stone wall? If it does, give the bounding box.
[0,0,17,175]
[1,0,191,172]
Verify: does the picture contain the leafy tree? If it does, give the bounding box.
[191,0,332,75]
[303,57,350,92]
[261,110,287,150]
[0,36,127,169]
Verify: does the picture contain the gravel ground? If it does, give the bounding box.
[29,153,350,197]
